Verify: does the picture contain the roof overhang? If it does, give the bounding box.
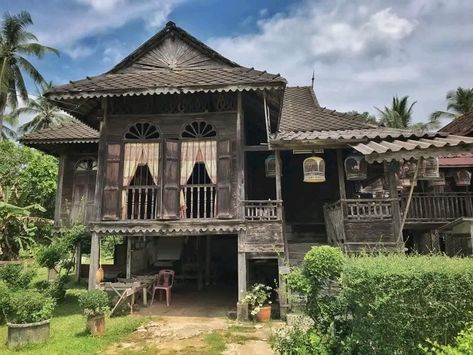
[439,217,473,233]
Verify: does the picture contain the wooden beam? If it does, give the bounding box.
[336,149,346,200]
[126,236,131,279]
[75,243,81,283]
[263,91,271,148]
[54,153,66,227]
[385,162,402,246]
[236,92,246,217]
[237,232,247,302]
[88,232,99,290]
[205,235,211,286]
[399,158,423,243]
[94,98,108,221]
[243,145,270,152]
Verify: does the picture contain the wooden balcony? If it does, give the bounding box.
[242,200,282,221]
[124,186,160,220]
[402,192,473,224]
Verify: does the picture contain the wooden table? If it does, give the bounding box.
[99,281,143,316]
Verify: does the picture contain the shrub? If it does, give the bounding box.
[423,324,473,354]
[36,242,65,270]
[35,275,68,302]
[241,283,273,316]
[0,264,35,289]
[79,290,110,318]
[338,254,473,354]
[3,289,55,324]
[271,325,329,355]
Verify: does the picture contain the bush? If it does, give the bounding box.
[0,264,35,289]
[241,283,273,316]
[35,275,68,302]
[3,289,55,324]
[423,324,473,354]
[0,280,9,324]
[339,254,473,354]
[79,290,110,318]
[271,325,329,355]
[36,243,65,270]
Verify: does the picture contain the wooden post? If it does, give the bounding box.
[236,92,246,218]
[75,243,81,283]
[126,236,132,279]
[94,98,108,221]
[263,91,271,147]
[399,158,423,243]
[336,149,346,200]
[197,236,203,290]
[205,235,211,286]
[54,153,66,227]
[237,240,248,321]
[470,223,473,256]
[278,256,289,320]
[88,232,99,290]
[385,161,402,247]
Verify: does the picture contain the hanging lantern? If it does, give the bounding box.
[418,157,440,180]
[265,155,276,178]
[344,155,367,181]
[303,156,325,183]
[454,169,472,186]
[428,170,446,187]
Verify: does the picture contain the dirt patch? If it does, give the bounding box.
[105,317,283,354]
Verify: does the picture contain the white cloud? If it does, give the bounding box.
[208,0,473,124]
[63,45,95,59]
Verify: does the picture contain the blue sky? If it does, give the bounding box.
[2,0,473,125]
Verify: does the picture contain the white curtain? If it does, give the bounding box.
[179,140,217,217]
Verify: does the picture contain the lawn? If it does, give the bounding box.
[0,287,147,355]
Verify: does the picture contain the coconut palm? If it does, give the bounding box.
[431,87,473,120]
[16,82,71,135]
[376,95,439,130]
[0,11,58,140]
[0,111,17,139]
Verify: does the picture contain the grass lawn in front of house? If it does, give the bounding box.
[0,287,148,355]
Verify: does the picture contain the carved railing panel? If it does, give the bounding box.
[344,199,393,221]
[124,186,160,220]
[243,200,282,221]
[181,184,216,219]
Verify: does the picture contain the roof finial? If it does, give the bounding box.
[311,70,315,88]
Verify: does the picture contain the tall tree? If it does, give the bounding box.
[347,111,378,125]
[16,82,71,135]
[0,11,58,140]
[431,87,473,120]
[376,95,439,130]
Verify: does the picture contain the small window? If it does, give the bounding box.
[125,122,160,140]
[75,158,97,171]
[182,121,216,138]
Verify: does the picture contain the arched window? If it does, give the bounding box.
[180,121,217,218]
[122,122,160,220]
[125,122,160,140]
[75,158,97,171]
[182,121,216,138]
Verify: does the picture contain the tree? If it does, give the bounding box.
[431,87,473,121]
[376,95,439,130]
[0,11,58,140]
[16,82,71,135]
[347,111,378,125]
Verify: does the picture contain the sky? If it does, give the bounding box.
[2,0,473,126]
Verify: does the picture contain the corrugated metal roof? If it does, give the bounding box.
[439,153,473,167]
[279,87,376,132]
[20,120,99,144]
[439,111,473,136]
[352,135,473,163]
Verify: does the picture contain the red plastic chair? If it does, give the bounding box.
[151,269,175,306]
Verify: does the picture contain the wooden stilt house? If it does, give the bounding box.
[22,22,473,319]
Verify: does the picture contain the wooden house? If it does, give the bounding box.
[21,22,473,318]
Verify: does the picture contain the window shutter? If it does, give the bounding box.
[217,139,232,218]
[162,140,180,219]
[102,144,121,220]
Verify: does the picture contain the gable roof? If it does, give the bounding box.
[20,120,99,145]
[439,111,473,136]
[279,86,377,132]
[46,22,285,102]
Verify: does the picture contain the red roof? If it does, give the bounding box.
[439,111,473,136]
[439,153,473,167]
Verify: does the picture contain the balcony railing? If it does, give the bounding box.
[181,184,216,219]
[325,199,395,222]
[124,186,159,220]
[402,192,473,223]
[243,200,282,221]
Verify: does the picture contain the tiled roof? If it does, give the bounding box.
[273,128,441,143]
[352,135,473,163]
[439,111,473,136]
[20,120,99,144]
[279,86,376,132]
[46,67,286,100]
[439,153,473,167]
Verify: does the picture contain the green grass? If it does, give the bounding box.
[204,333,226,355]
[0,288,146,355]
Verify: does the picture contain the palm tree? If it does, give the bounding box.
[0,111,17,139]
[15,82,71,135]
[0,11,58,140]
[431,87,473,120]
[376,96,417,129]
[376,96,439,130]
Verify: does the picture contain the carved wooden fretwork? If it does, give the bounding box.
[182,121,216,138]
[125,122,160,140]
[75,158,97,171]
[110,92,236,115]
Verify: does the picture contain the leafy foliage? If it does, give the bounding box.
[431,87,473,121]
[241,283,273,316]
[79,290,110,318]
[271,325,329,355]
[423,324,473,354]
[347,110,378,125]
[0,264,35,290]
[2,289,55,324]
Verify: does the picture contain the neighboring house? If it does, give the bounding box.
[21,22,473,319]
